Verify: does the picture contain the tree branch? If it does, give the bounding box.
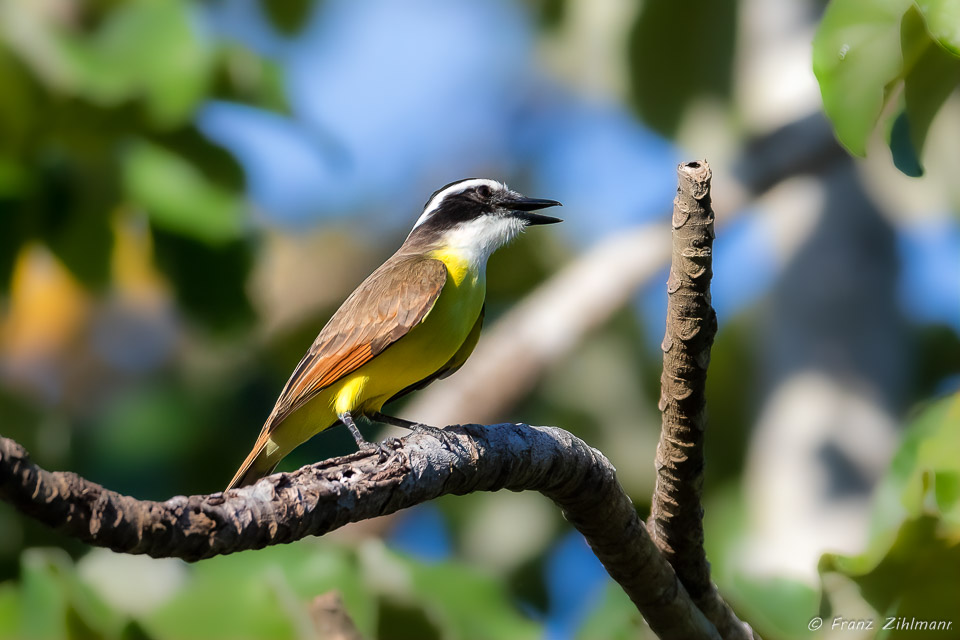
[650,162,754,640]
[0,424,720,640]
[652,160,717,596]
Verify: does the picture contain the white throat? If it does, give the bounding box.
[440,215,526,270]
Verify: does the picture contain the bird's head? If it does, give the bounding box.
[406,178,561,264]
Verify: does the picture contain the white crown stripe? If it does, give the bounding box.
[411,178,505,229]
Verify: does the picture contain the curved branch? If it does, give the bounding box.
[0,425,719,640]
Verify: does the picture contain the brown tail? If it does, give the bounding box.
[226,423,279,490]
[226,416,339,490]
[226,449,278,490]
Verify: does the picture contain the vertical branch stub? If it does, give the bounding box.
[650,160,755,640]
[652,159,717,595]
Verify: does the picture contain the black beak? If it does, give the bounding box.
[504,196,563,225]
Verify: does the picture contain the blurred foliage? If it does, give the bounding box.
[820,393,960,637]
[814,0,960,175]
[259,0,314,36]
[627,0,738,136]
[0,0,271,322]
[0,0,958,639]
[0,542,541,640]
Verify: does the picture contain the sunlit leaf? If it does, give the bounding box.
[729,575,819,640]
[894,6,960,174]
[8,0,213,127]
[99,0,213,126]
[704,485,820,640]
[0,583,23,637]
[145,544,372,640]
[20,550,69,640]
[123,141,245,245]
[815,0,960,174]
[821,516,960,637]
[812,0,913,156]
[820,394,960,633]
[400,554,542,640]
[575,583,646,640]
[19,549,124,640]
[916,0,960,55]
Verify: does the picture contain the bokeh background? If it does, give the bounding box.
[0,0,959,638]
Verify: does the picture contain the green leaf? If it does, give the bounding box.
[887,394,960,523]
[916,0,960,55]
[151,229,255,331]
[820,394,960,631]
[575,583,645,640]
[20,549,69,640]
[12,0,214,127]
[86,382,218,498]
[0,202,26,294]
[27,149,116,289]
[821,516,960,636]
[98,0,214,126]
[728,575,819,640]
[376,599,442,640]
[813,0,913,155]
[0,49,39,155]
[890,110,924,176]
[19,548,125,640]
[702,483,820,640]
[150,127,245,193]
[0,583,23,638]
[626,0,737,135]
[895,6,960,173]
[145,544,372,640]
[259,0,315,36]
[400,554,542,640]
[211,49,291,114]
[123,141,245,245]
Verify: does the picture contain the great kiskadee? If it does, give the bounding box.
[227,178,561,489]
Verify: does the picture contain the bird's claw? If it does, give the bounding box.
[359,440,392,462]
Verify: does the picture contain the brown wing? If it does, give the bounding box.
[269,254,448,427]
[227,255,447,491]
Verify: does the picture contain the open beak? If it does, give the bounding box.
[504,195,563,225]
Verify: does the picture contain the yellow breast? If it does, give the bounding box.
[283,249,486,445]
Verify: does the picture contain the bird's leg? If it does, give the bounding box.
[369,411,445,436]
[340,411,391,460]
[340,411,367,447]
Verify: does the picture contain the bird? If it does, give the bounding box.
[226,178,561,489]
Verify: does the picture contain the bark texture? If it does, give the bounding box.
[0,424,719,640]
[650,162,753,640]
[652,160,717,594]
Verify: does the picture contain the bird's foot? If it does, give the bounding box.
[358,439,393,462]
